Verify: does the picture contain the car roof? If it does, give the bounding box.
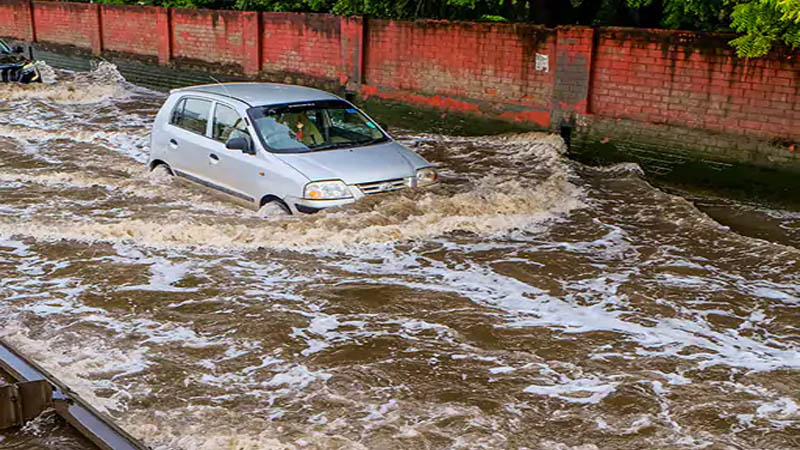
[172,82,341,107]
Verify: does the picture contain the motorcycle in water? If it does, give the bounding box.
[0,39,41,83]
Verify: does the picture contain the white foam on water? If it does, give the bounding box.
[585,161,645,177]
[112,244,196,293]
[266,365,332,389]
[123,406,298,450]
[649,370,691,386]
[521,363,621,404]
[0,123,151,163]
[0,324,149,414]
[326,233,800,377]
[0,234,32,256]
[523,376,619,404]
[0,172,583,251]
[755,397,799,420]
[539,440,600,450]
[0,62,131,104]
[123,404,426,450]
[0,64,159,173]
[0,166,252,216]
[748,284,800,303]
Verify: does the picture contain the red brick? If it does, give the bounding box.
[101,5,160,57]
[32,2,99,48]
[0,0,33,40]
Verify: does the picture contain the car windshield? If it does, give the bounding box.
[248,100,388,153]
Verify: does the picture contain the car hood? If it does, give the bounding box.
[275,141,430,185]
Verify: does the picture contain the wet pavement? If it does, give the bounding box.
[0,65,799,449]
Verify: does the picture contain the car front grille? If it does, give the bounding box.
[357,178,409,195]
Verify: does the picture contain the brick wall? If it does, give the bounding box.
[0,0,33,41]
[261,13,342,82]
[101,5,159,57]
[171,9,244,66]
[32,2,98,50]
[364,20,556,126]
[591,27,800,142]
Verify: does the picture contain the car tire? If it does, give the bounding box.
[258,200,291,218]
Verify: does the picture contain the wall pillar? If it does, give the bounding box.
[88,4,102,56]
[25,0,36,42]
[552,26,594,128]
[339,16,364,91]
[155,7,171,65]
[241,12,260,77]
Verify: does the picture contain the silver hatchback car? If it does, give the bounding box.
[148,83,437,215]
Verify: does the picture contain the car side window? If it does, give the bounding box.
[213,104,250,143]
[171,97,211,136]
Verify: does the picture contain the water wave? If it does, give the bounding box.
[0,172,583,251]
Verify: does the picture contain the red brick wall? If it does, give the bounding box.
[171,9,244,65]
[0,0,32,41]
[101,5,159,57]
[31,1,97,49]
[364,19,556,126]
[591,27,800,141]
[261,13,342,81]
[1,1,800,146]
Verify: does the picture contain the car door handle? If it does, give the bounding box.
[209,153,220,164]
[168,139,178,149]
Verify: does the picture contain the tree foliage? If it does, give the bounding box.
[626,0,800,56]
[729,0,800,56]
[89,0,800,57]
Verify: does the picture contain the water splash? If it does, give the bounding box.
[0,171,583,251]
[34,61,58,84]
[0,61,131,104]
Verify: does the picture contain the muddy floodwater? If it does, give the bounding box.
[1,66,799,450]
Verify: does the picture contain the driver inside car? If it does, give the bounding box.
[280,112,324,147]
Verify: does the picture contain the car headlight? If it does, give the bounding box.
[304,180,353,200]
[416,168,438,187]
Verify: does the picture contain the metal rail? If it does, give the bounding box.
[0,338,150,450]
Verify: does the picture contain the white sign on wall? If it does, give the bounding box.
[535,53,549,72]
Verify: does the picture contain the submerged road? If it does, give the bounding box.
[1,65,799,449]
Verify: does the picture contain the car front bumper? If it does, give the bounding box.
[289,196,358,214]
[288,179,438,214]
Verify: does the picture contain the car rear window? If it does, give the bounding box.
[171,97,211,135]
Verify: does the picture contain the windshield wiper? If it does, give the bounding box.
[311,137,388,152]
[310,142,354,151]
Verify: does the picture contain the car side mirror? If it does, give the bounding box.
[226,137,255,155]
[12,45,24,54]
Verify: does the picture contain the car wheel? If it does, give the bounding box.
[258,200,291,218]
[149,164,173,180]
